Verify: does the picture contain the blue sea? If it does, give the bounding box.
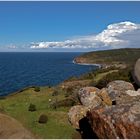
[0,52,98,96]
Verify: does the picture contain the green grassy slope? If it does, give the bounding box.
[0,87,76,139]
[74,48,140,67]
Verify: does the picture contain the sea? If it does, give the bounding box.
[0,52,98,96]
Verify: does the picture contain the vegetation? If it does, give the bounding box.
[0,87,76,138]
[38,114,48,124]
[93,68,133,89]
[28,103,37,112]
[75,48,140,67]
[0,48,139,138]
[34,86,40,92]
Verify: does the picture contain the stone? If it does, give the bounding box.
[107,80,134,93]
[133,58,140,87]
[98,88,112,106]
[68,105,88,129]
[87,101,140,139]
[106,80,135,105]
[78,87,102,108]
[126,89,140,96]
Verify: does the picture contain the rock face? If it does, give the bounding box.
[133,58,140,87]
[106,80,135,104]
[87,101,140,139]
[0,113,34,139]
[68,80,140,139]
[78,87,101,108]
[98,88,112,106]
[68,105,88,129]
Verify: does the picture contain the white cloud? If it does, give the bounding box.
[30,21,140,50]
[7,44,17,49]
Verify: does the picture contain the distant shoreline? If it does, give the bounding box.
[72,60,102,68]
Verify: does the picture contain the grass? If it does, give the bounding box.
[75,48,140,67]
[1,48,139,138]
[0,86,76,139]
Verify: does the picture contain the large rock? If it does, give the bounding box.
[68,105,88,129]
[68,80,140,139]
[106,80,135,104]
[133,58,140,87]
[126,89,140,96]
[0,113,34,139]
[98,88,112,106]
[87,101,140,139]
[78,87,102,108]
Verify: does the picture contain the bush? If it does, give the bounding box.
[52,90,59,96]
[95,68,132,89]
[55,98,76,107]
[38,114,48,124]
[34,86,40,92]
[64,87,73,97]
[28,103,36,112]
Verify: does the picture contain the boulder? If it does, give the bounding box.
[106,80,135,105]
[78,87,102,108]
[133,58,140,87]
[68,80,140,139]
[98,88,112,106]
[68,105,88,129]
[126,89,140,96]
[0,113,34,139]
[87,101,140,139]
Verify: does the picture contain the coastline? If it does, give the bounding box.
[72,60,102,68]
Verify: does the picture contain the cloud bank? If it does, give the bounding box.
[30,21,140,50]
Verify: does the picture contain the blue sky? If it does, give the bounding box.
[0,1,140,51]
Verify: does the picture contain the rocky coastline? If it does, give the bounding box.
[73,57,126,69]
[72,59,102,68]
[1,49,140,139]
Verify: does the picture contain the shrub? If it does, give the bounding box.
[38,114,48,124]
[95,68,133,89]
[34,86,40,92]
[55,98,76,107]
[0,96,6,100]
[28,103,36,112]
[64,87,73,97]
[52,90,59,96]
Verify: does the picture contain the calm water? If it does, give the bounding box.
[0,52,98,96]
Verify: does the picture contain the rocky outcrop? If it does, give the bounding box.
[87,101,140,139]
[78,87,101,108]
[98,88,112,106]
[68,105,88,129]
[133,58,140,87]
[68,80,140,139]
[0,113,34,139]
[106,80,135,105]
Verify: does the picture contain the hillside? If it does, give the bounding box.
[0,86,77,139]
[0,48,140,139]
[74,48,140,68]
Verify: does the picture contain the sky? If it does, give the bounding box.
[0,1,140,52]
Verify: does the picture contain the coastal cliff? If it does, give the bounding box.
[74,48,140,68]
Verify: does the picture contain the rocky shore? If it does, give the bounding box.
[73,57,126,69]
